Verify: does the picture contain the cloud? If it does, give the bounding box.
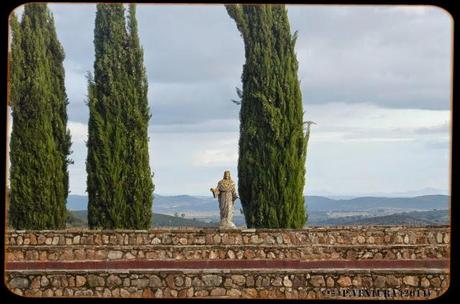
[389,5,430,16]
[192,148,238,167]
[68,121,88,143]
[136,5,244,84]
[64,61,90,123]
[48,4,96,68]
[149,81,240,125]
[412,121,450,134]
[305,137,450,196]
[305,102,450,143]
[290,5,452,110]
[192,137,238,167]
[9,4,451,196]
[67,121,88,194]
[12,103,450,196]
[14,3,450,128]
[148,131,238,195]
[150,118,238,133]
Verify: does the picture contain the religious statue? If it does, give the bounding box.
[210,170,238,229]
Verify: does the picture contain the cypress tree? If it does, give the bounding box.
[125,4,154,229]
[226,4,307,228]
[9,4,71,229]
[87,4,128,229]
[46,10,73,211]
[87,4,153,229]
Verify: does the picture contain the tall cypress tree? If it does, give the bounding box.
[46,10,73,212]
[87,4,129,229]
[87,4,153,229]
[9,4,71,229]
[226,4,307,228]
[124,4,154,229]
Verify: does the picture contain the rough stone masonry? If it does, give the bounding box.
[5,226,450,299]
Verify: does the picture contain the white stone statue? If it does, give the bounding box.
[210,170,238,229]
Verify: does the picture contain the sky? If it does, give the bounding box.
[8,4,452,196]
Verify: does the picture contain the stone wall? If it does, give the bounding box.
[6,226,450,261]
[5,226,450,299]
[7,269,448,299]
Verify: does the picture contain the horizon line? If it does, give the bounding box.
[67,192,450,198]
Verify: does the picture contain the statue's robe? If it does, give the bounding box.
[212,179,238,228]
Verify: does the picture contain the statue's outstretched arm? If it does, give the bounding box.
[210,187,220,198]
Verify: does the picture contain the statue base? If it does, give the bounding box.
[219,221,236,229]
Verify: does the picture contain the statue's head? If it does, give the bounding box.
[223,170,231,180]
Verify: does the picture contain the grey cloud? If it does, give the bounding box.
[67,98,88,123]
[412,121,450,134]
[18,4,451,128]
[48,4,96,69]
[11,4,451,196]
[137,5,244,84]
[149,80,240,125]
[49,4,245,85]
[388,121,450,136]
[64,61,90,123]
[289,6,451,110]
[149,119,238,134]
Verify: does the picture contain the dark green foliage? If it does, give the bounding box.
[86,4,153,229]
[9,4,71,229]
[66,210,87,228]
[226,4,307,228]
[125,4,154,228]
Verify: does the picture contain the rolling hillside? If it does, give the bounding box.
[64,194,449,228]
[307,209,449,226]
[68,194,449,214]
[66,210,217,228]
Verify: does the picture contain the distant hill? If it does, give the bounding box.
[305,195,449,212]
[67,209,448,228]
[310,187,449,198]
[67,194,234,215]
[152,213,217,228]
[65,194,449,228]
[308,209,449,226]
[66,210,88,227]
[66,210,217,228]
[67,195,88,210]
[68,194,449,214]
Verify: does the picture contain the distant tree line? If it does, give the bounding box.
[8,3,309,230]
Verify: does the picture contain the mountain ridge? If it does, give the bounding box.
[67,194,449,214]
